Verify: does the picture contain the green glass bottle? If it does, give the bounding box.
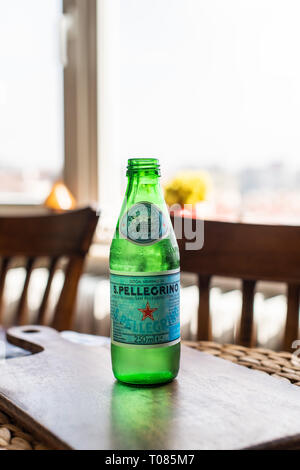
[110,158,180,385]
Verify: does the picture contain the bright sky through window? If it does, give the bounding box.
[120,0,300,174]
[0,0,63,202]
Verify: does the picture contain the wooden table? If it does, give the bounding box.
[1,327,300,450]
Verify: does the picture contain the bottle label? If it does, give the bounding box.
[119,202,168,246]
[110,270,180,347]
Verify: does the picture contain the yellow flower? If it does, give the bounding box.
[164,170,212,207]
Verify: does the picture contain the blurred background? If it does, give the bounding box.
[1,0,299,348]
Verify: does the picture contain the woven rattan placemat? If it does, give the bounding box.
[1,341,300,450]
[184,340,300,385]
[0,410,49,450]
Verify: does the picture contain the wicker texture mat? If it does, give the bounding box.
[184,340,300,385]
[1,341,300,450]
[0,411,49,450]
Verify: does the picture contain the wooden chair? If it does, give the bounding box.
[173,217,300,350]
[0,207,99,331]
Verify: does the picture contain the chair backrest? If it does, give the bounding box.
[174,217,300,350]
[0,207,99,331]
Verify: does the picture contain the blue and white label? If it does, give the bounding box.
[110,270,180,347]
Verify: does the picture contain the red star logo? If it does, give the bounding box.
[138,301,158,321]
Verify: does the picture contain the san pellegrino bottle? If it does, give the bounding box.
[110,158,180,385]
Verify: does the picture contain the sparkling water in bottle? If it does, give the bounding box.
[110,158,180,385]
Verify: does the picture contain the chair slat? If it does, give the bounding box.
[16,258,35,325]
[283,284,300,352]
[52,256,85,331]
[239,280,256,347]
[0,257,10,323]
[197,275,211,340]
[37,257,60,325]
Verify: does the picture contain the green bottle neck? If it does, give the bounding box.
[125,159,164,205]
[125,172,163,202]
[126,158,160,176]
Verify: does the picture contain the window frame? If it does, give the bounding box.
[63,0,98,205]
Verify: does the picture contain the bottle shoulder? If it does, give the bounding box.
[111,178,179,273]
[110,236,180,273]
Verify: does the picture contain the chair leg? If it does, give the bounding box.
[197,275,211,341]
[283,284,300,352]
[239,280,256,347]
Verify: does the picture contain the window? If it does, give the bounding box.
[98,0,300,225]
[3,0,299,224]
[0,0,64,204]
